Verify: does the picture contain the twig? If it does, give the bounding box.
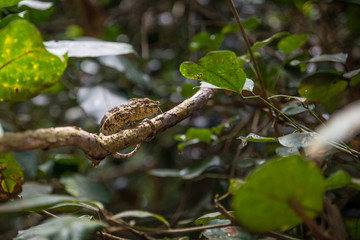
[289,198,333,240]
[0,88,216,166]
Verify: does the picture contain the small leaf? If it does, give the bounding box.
[251,32,289,51]
[14,216,107,240]
[298,72,347,103]
[149,157,221,180]
[186,128,213,144]
[281,102,314,116]
[112,210,170,227]
[228,178,244,195]
[0,152,24,201]
[239,133,278,143]
[180,51,246,94]
[60,174,111,204]
[44,40,135,57]
[189,32,224,52]
[309,53,348,64]
[0,0,22,7]
[278,132,315,148]
[0,20,67,102]
[277,34,308,54]
[326,170,352,191]
[233,155,325,233]
[194,212,228,225]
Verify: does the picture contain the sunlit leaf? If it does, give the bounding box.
[60,174,111,204]
[251,32,289,51]
[44,40,135,57]
[14,216,106,240]
[278,132,315,148]
[180,51,246,94]
[277,33,308,54]
[0,152,24,201]
[0,0,22,7]
[233,155,325,232]
[112,210,170,227]
[0,20,67,102]
[18,0,53,10]
[298,72,347,103]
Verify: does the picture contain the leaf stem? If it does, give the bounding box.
[226,0,267,99]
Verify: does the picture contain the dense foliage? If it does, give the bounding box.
[0,0,360,239]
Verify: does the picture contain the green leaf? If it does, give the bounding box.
[281,102,314,116]
[189,32,224,52]
[14,216,107,240]
[277,33,308,54]
[233,155,325,233]
[194,212,229,225]
[228,178,244,195]
[239,133,278,143]
[309,53,348,64]
[180,51,246,94]
[344,69,360,87]
[0,20,67,102]
[60,174,111,204]
[186,128,213,144]
[251,32,289,51]
[112,210,170,227]
[278,132,315,148]
[298,72,347,103]
[0,0,22,7]
[149,157,221,180]
[0,194,76,213]
[0,152,24,201]
[326,170,352,191]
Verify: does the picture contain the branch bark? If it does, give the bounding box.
[0,88,216,166]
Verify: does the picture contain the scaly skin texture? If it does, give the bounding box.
[99,98,161,158]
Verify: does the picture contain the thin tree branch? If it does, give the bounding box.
[0,88,216,166]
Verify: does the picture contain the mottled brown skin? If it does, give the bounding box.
[99,98,161,158]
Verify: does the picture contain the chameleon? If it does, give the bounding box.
[99,98,161,158]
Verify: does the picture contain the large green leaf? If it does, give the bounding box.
[298,72,347,103]
[60,174,111,204]
[0,152,24,201]
[277,34,308,54]
[14,216,107,240]
[0,194,76,213]
[0,20,67,102]
[0,0,22,7]
[180,51,246,94]
[233,155,325,233]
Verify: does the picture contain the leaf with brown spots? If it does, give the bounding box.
[0,19,67,102]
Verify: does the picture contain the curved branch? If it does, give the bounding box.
[0,88,216,166]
